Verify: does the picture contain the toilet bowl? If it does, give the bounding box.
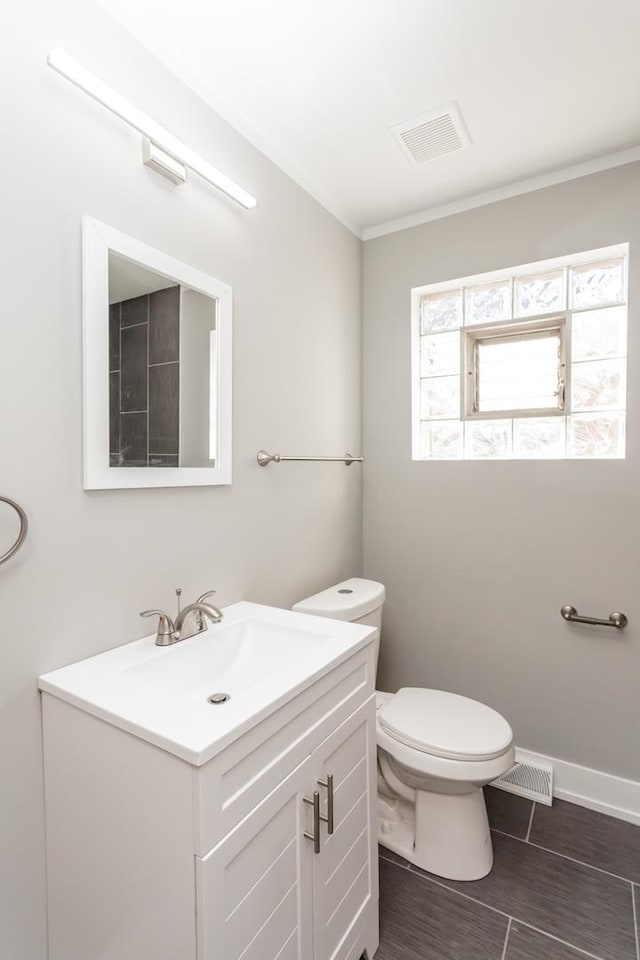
[376,689,514,879]
[293,578,515,882]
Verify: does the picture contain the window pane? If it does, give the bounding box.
[476,332,561,413]
[514,418,566,458]
[421,331,460,377]
[465,419,512,459]
[465,280,512,325]
[420,376,460,419]
[569,412,625,458]
[572,305,627,361]
[571,359,626,412]
[570,259,624,309]
[421,291,462,333]
[515,271,565,316]
[421,420,463,459]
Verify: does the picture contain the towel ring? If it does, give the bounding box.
[0,496,28,567]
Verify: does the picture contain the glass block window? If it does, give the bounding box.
[420,291,462,333]
[515,271,565,317]
[412,245,628,460]
[466,280,512,325]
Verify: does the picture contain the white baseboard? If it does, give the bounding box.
[515,747,640,826]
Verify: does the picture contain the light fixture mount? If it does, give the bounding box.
[142,139,187,185]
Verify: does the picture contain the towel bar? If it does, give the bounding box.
[257,450,363,467]
[0,496,28,567]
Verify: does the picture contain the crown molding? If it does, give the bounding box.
[362,145,640,242]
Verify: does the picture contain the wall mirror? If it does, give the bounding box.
[82,217,232,488]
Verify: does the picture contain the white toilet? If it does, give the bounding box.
[293,577,515,881]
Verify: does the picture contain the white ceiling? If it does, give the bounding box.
[99,0,640,237]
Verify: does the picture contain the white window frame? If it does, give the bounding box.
[463,315,567,420]
[411,243,629,461]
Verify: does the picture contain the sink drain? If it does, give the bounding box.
[207,692,230,705]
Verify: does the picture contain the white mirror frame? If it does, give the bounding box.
[82,217,232,489]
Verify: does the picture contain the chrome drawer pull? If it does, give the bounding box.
[303,791,321,854]
[318,774,334,834]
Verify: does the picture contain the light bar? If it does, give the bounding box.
[47,48,257,209]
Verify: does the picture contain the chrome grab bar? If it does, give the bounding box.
[561,605,628,629]
[0,496,28,567]
[257,449,362,467]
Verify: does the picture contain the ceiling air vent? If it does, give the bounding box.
[391,101,471,165]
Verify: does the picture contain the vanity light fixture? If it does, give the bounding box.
[47,48,257,209]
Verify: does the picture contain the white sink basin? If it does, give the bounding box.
[124,617,332,698]
[39,601,376,765]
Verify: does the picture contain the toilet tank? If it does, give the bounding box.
[293,578,385,667]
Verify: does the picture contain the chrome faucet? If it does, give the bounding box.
[140,589,224,646]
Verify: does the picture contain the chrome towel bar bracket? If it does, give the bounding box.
[560,605,628,629]
[257,449,363,467]
[0,496,28,567]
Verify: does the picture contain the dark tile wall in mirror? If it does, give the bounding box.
[109,286,180,467]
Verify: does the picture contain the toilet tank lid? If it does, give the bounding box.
[292,578,385,621]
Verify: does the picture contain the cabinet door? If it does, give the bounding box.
[196,756,315,960]
[311,696,378,960]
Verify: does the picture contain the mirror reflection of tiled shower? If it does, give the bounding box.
[109,285,180,467]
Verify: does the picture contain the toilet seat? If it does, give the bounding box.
[379,687,513,762]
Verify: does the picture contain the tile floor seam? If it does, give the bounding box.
[499,917,512,960]
[404,863,515,921]
[490,827,637,884]
[401,861,625,960]
[378,851,411,870]
[484,827,524,843]
[632,883,639,960]
[512,920,609,960]
[525,801,536,842]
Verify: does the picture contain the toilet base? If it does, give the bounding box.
[378,785,493,881]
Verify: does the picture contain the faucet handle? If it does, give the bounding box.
[140,609,175,642]
[196,589,217,604]
[193,591,217,632]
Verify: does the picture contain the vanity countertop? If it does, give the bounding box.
[38,601,376,766]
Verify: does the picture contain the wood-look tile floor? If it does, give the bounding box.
[372,787,640,960]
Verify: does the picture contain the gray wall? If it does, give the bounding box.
[0,3,361,957]
[363,162,640,783]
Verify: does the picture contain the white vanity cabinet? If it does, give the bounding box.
[197,697,376,960]
[41,632,379,960]
[197,756,316,960]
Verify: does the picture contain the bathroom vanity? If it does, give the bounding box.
[39,602,379,960]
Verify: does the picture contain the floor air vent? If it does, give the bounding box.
[491,760,554,806]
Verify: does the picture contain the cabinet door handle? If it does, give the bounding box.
[303,791,321,854]
[318,774,334,834]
